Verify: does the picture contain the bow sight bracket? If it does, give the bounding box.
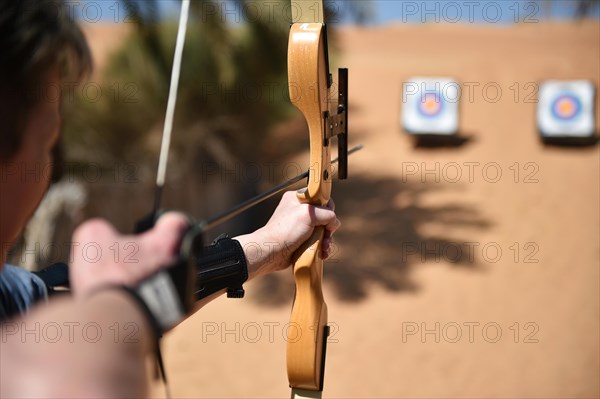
[324,68,349,180]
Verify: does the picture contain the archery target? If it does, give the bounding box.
[402,77,459,135]
[537,80,596,138]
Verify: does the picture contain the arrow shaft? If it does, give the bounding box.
[203,145,362,231]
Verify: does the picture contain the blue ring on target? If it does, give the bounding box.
[417,92,444,118]
[551,93,582,121]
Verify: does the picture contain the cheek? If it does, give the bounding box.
[18,156,52,214]
[29,146,53,203]
[2,73,61,244]
[7,125,55,232]
[0,160,50,245]
[24,106,60,194]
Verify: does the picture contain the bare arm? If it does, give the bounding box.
[1,290,153,398]
[1,192,340,397]
[193,191,340,311]
[1,212,189,398]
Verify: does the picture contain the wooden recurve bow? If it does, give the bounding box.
[286,1,349,398]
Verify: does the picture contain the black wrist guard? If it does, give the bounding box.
[123,214,248,337]
[195,234,249,300]
[123,232,199,337]
[128,215,201,337]
[122,233,248,337]
[125,272,186,337]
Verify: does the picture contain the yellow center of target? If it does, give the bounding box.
[418,93,444,118]
[558,100,574,116]
[424,98,438,112]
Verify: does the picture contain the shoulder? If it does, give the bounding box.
[0,265,47,322]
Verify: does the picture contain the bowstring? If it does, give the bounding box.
[154,0,191,213]
[151,2,190,397]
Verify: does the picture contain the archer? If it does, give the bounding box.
[0,1,340,396]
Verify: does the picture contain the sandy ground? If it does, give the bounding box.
[84,21,600,398]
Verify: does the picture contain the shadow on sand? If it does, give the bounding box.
[540,135,599,148]
[251,174,492,306]
[410,132,475,148]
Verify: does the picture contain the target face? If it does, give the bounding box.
[402,77,459,135]
[538,81,595,138]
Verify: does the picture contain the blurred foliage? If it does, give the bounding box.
[574,0,600,18]
[539,0,600,19]
[65,1,285,174]
[63,0,373,180]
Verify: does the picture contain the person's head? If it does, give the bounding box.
[0,0,91,264]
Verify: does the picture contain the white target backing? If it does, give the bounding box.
[402,77,460,135]
[537,80,596,138]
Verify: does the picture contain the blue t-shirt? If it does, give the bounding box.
[0,265,48,322]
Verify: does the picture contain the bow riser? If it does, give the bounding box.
[287,4,350,395]
[286,20,338,396]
